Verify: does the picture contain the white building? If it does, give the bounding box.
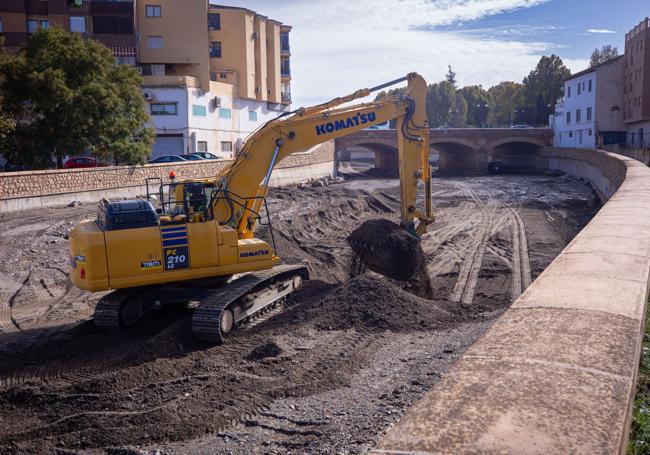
[143,77,288,159]
[553,56,625,149]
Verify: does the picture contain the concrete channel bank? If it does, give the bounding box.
[0,142,335,212]
[372,147,650,454]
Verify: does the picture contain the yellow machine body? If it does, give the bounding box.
[70,217,278,291]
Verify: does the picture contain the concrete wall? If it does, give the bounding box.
[372,147,650,455]
[0,142,335,212]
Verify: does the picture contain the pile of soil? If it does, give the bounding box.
[246,341,283,361]
[308,275,461,332]
[348,219,424,281]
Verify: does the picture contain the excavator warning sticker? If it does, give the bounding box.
[164,246,190,271]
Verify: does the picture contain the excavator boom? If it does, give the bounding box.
[212,73,432,246]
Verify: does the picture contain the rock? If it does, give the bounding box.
[67,201,81,208]
[311,180,325,188]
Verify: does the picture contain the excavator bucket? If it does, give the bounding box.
[347,219,424,281]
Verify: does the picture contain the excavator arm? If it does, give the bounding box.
[212,73,433,244]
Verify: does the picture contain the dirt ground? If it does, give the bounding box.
[0,164,599,454]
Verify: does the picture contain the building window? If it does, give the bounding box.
[586,107,592,121]
[281,59,291,76]
[146,5,162,17]
[588,129,593,136]
[218,108,231,119]
[210,41,222,58]
[27,20,49,34]
[588,79,592,92]
[69,16,86,33]
[208,13,220,30]
[577,83,581,95]
[92,16,133,35]
[567,86,571,97]
[221,141,233,153]
[280,32,290,51]
[249,110,257,122]
[569,131,573,138]
[141,63,165,76]
[147,36,163,49]
[566,111,571,124]
[576,109,581,122]
[192,105,207,116]
[151,102,178,115]
[116,56,137,66]
[0,19,4,33]
[197,141,208,153]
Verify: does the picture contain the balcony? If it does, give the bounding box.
[281,92,291,104]
[142,75,200,88]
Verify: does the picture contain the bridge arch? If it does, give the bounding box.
[337,141,399,175]
[489,136,548,149]
[489,138,546,171]
[430,140,480,174]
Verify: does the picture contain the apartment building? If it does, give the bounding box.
[553,56,625,149]
[138,1,292,159]
[0,1,293,160]
[0,0,137,63]
[624,17,650,147]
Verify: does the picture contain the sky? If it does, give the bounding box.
[219,0,647,107]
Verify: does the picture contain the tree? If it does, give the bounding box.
[445,65,457,88]
[522,54,571,126]
[590,45,619,67]
[450,91,467,127]
[374,87,406,128]
[0,27,153,168]
[426,81,455,127]
[460,85,491,127]
[0,37,14,142]
[487,81,525,126]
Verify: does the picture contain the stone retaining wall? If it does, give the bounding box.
[0,142,335,212]
[372,148,650,455]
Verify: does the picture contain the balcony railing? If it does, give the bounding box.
[142,75,200,88]
[281,92,291,102]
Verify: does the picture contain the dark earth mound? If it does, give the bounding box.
[348,218,425,281]
[310,274,462,332]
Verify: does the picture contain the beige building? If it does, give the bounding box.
[135,1,292,158]
[624,17,650,146]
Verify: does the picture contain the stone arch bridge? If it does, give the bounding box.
[335,128,554,174]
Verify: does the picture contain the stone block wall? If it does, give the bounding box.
[0,141,334,202]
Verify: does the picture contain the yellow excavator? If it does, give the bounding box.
[69,72,432,342]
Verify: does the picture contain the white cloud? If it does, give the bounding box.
[220,0,580,106]
[586,28,616,34]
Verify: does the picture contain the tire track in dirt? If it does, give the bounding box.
[483,188,532,300]
[449,184,494,304]
[0,272,30,334]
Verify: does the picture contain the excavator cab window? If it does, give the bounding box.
[184,182,209,218]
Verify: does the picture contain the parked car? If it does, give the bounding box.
[179,154,206,161]
[3,163,32,172]
[148,155,188,164]
[191,152,220,160]
[64,156,103,169]
[488,161,505,174]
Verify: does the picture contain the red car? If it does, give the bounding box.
[64,156,104,169]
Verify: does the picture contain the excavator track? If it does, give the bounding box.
[93,288,144,329]
[192,264,309,343]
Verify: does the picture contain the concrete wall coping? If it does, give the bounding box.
[371,148,650,455]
